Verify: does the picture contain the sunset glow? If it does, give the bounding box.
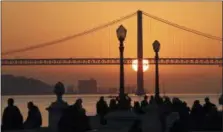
[132,59,149,72]
[1,2,222,92]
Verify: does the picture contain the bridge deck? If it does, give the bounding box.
[1,58,222,66]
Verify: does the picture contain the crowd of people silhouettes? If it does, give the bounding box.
[58,98,91,132]
[1,95,222,132]
[96,95,222,132]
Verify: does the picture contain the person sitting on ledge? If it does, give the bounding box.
[24,102,42,129]
[2,98,23,131]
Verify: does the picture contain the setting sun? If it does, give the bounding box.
[132,59,149,72]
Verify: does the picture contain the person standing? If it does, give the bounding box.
[96,96,109,125]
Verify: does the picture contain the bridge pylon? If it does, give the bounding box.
[136,10,146,96]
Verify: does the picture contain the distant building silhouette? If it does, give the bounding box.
[108,88,118,94]
[66,85,75,94]
[126,85,136,93]
[78,78,97,94]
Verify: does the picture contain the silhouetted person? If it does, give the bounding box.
[74,98,83,111]
[115,96,121,109]
[74,98,91,131]
[203,97,216,116]
[155,96,166,132]
[149,95,155,104]
[156,96,164,105]
[24,102,42,129]
[204,105,222,130]
[182,102,190,113]
[180,102,190,131]
[58,103,76,132]
[59,98,90,132]
[163,96,172,115]
[133,101,143,114]
[77,108,91,132]
[109,99,117,111]
[128,120,142,132]
[122,94,131,110]
[190,100,205,131]
[2,98,23,131]
[96,96,108,125]
[162,96,173,132]
[126,94,132,109]
[141,95,149,109]
[172,97,180,112]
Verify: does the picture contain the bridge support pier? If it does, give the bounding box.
[136,10,145,96]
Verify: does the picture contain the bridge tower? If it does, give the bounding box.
[136,10,145,96]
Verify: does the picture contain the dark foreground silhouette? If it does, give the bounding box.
[24,102,42,129]
[2,95,222,132]
[96,96,109,125]
[58,99,91,132]
[2,98,23,131]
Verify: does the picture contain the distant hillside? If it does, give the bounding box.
[1,75,53,95]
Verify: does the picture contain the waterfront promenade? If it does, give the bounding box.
[2,83,222,132]
[3,115,222,132]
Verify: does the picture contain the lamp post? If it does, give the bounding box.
[219,94,223,105]
[116,25,127,106]
[220,94,223,132]
[153,40,160,100]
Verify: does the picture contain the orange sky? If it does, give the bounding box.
[1,2,222,93]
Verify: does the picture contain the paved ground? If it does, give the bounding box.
[2,116,222,132]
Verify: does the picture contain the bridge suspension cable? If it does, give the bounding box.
[2,12,137,56]
[142,11,222,41]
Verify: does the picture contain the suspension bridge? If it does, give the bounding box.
[1,10,222,95]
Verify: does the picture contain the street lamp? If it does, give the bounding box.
[153,40,160,53]
[116,25,127,106]
[153,40,160,100]
[117,25,127,42]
